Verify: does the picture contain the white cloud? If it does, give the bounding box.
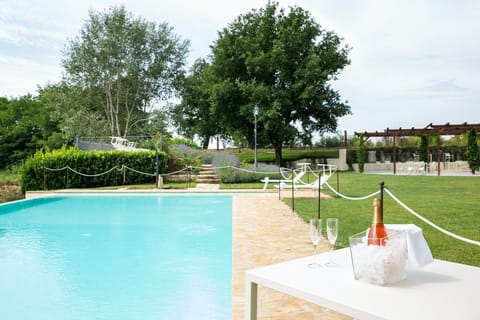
[0,19,65,48]
[0,54,62,97]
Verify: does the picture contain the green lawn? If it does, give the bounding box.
[284,172,480,267]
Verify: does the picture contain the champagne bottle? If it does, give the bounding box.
[367,198,388,246]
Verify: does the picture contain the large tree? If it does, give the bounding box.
[171,59,222,149]
[210,2,351,164]
[0,96,63,168]
[62,6,189,138]
[39,82,110,142]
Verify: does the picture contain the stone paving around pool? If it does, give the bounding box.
[232,194,352,320]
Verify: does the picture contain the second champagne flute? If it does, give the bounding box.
[325,218,339,267]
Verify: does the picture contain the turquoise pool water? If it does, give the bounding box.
[0,195,232,319]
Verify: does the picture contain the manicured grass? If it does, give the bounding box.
[284,172,480,266]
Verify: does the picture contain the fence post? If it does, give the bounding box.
[157,175,164,189]
[189,166,192,189]
[336,170,340,192]
[276,167,281,199]
[317,169,321,219]
[291,170,294,212]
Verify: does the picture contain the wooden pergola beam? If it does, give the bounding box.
[355,122,480,138]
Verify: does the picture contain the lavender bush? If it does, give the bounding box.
[212,152,240,182]
[169,144,202,169]
[212,152,281,183]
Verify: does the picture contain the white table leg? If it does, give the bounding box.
[245,279,258,320]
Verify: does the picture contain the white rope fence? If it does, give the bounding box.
[324,181,380,200]
[188,165,294,176]
[43,164,331,187]
[123,166,156,177]
[325,181,480,247]
[45,165,123,177]
[45,165,158,177]
[45,164,288,178]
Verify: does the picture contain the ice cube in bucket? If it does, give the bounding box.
[349,229,408,285]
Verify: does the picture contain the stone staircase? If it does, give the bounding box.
[196,164,220,184]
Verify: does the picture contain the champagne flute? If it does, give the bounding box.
[308,218,322,268]
[325,218,339,267]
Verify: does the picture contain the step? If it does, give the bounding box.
[196,177,220,183]
[197,174,217,179]
[190,183,220,190]
[195,164,219,183]
[196,175,220,180]
[199,172,215,176]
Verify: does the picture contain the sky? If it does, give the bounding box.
[1,0,479,135]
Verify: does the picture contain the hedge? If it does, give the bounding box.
[21,147,166,192]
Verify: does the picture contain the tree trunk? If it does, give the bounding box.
[274,144,282,166]
[202,136,210,149]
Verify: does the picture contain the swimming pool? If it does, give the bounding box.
[0,194,232,319]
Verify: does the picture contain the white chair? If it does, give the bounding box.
[444,153,454,162]
[275,175,330,197]
[261,169,306,190]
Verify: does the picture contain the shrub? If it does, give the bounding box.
[212,152,240,182]
[232,163,281,183]
[466,129,479,174]
[357,145,366,172]
[21,146,166,192]
[168,144,202,170]
[169,138,199,149]
[212,152,282,183]
[201,151,214,164]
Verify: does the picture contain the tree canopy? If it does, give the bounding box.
[174,2,351,164]
[62,6,189,138]
[171,59,221,149]
[0,96,63,169]
[39,82,110,142]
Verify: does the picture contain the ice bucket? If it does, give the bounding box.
[349,229,408,285]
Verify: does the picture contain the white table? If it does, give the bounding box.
[245,248,480,320]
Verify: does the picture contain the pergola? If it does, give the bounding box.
[355,122,480,176]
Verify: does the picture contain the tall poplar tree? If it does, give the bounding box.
[62,6,189,138]
[466,129,479,174]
